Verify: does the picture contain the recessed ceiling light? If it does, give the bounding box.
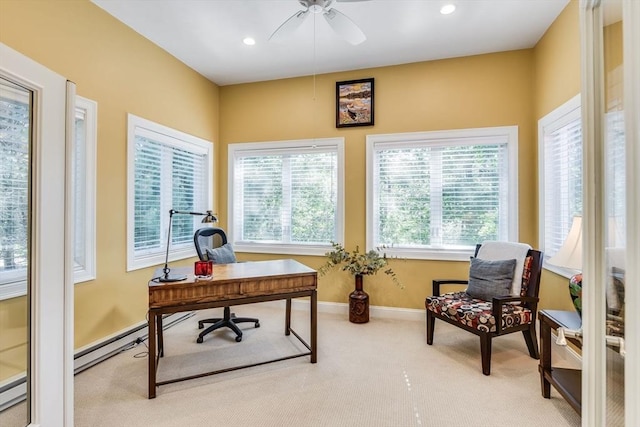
[243,37,256,46]
[440,4,456,15]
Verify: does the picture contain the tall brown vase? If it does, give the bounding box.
[349,274,369,323]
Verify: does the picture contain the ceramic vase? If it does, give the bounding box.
[569,273,582,316]
[349,274,369,323]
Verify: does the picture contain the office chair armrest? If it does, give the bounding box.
[432,279,468,295]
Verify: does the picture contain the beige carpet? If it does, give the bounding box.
[5,303,581,426]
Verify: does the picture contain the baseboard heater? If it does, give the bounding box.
[0,312,193,412]
[1,301,424,410]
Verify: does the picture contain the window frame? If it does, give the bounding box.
[366,126,519,261]
[538,94,582,277]
[0,81,30,300]
[227,137,345,256]
[73,96,97,283]
[126,114,213,272]
[0,90,97,299]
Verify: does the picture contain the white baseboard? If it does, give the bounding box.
[305,299,424,321]
[73,312,193,373]
[260,298,425,322]
[1,302,570,411]
[550,330,583,369]
[0,374,26,412]
[0,312,192,411]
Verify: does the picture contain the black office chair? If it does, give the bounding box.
[193,227,260,343]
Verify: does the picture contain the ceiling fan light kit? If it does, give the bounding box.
[269,0,369,45]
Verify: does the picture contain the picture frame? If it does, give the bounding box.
[336,78,374,128]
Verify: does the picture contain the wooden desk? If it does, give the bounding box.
[147,259,317,399]
[538,309,582,414]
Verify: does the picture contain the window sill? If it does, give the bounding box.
[0,281,27,301]
[127,247,198,272]
[543,262,580,279]
[233,243,475,262]
[381,247,474,262]
[233,243,330,257]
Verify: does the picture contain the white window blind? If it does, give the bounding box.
[367,127,518,260]
[229,138,344,255]
[539,94,582,265]
[605,110,626,247]
[0,82,30,294]
[127,114,212,271]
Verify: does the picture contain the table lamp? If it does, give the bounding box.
[159,209,217,282]
[548,215,583,316]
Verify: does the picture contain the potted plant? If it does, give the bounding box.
[319,242,402,323]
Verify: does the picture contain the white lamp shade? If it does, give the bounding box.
[548,216,583,270]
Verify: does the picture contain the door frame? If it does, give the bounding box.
[579,0,639,425]
[0,43,73,427]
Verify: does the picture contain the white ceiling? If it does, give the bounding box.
[91,0,570,86]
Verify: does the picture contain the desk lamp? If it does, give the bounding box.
[160,209,217,282]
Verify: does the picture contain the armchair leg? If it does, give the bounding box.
[480,334,492,375]
[426,310,435,345]
[522,326,539,359]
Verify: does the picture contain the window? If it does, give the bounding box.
[0,90,98,299]
[367,126,518,260]
[73,96,97,283]
[538,94,582,274]
[228,138,344,256]
[605,67,626,248]
[0,80,30,300]
[127,114,212,271]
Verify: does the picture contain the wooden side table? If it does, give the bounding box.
[538,309,582,414]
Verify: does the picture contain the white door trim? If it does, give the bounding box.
[623,0,640,424]
[0,42,73,427]
[580,0,640,425]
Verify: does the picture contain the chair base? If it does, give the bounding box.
[197,306,260,343]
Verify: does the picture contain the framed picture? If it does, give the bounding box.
[336,78,374,128]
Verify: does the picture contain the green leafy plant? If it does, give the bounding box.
[319,242,403,288]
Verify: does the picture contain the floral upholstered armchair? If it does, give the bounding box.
[425,242,544,375]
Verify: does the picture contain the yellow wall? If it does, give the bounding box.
[220,50,537,308]
[533,0,582,312]
[0,0,220,364]
[0,296,27,379]
[604,20,623,108]
[0,0,582,380]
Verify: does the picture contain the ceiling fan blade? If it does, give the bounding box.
[269,9,310,42]
[323,8,366,45]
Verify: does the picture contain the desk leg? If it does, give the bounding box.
[285,298,292,336]
[148,310,157,399]
[311,290,317,363]
[157,314,164,357]
[539,317,551,398]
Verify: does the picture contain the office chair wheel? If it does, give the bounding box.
[196,336,204,343]
[255,321,260,328]
[235,335,242,342]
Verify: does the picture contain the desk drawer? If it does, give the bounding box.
[149,273,316,308]
[240,275,316,296]
[149,281,240,307]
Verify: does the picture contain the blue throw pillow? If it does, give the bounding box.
[466,257,517,301]
[206,243,237,264]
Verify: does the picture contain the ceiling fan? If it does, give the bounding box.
[269,0,370,45]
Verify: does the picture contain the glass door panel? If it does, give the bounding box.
[603,0,625,425]
[0,77,32,426]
